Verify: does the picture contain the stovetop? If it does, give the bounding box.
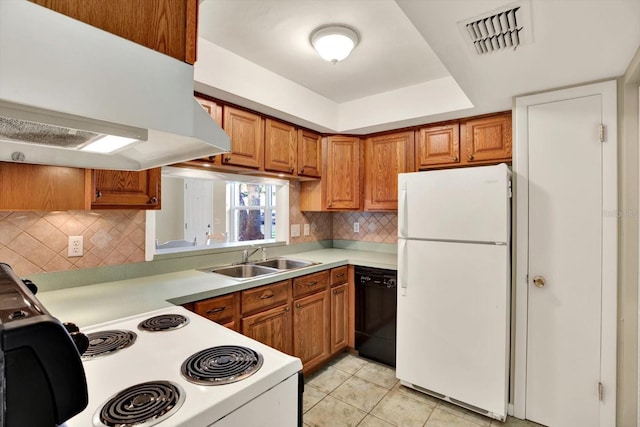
[66,306,302,427]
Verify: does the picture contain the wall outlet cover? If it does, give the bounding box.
[68,235,83,257]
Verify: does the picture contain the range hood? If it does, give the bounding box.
[0,0,230,171]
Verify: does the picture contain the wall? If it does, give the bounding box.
[155,177,184,244]
[0,210,145,276]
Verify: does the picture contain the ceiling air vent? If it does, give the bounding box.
[458,0,532,55]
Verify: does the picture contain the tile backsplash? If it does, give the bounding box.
[1,183,398,276]
[0,210,145,276]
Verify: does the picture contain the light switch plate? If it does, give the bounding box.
[291,224,301,237]
[303,224,310,236]
[353,222,360,233]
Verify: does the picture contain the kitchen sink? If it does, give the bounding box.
[253,257,318,270]
[206,264,280,279]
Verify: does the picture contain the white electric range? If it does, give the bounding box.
[65,306,303,427]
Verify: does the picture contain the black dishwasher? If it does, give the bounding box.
[355,266,397,367]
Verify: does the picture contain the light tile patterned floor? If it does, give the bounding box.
[303,354,544,427]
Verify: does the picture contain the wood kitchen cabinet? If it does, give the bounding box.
[293,290,330,373]
[190,293,240,331]
[264,119,297,175]
[330,266,349,355]
[0,162,90,211]
[217,106,264,169]
[196,97,223,126]
[415,123,460,169]
[364,131,414,211]
[460,112,512,164]
[300,136,362,211]
[297,129,322,178]
[242,304,293,355]
[91,168,161,209]
[30,0,198,64]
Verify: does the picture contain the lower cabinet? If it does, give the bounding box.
[330,283,349,355]
[293,290,330,372]
[184,266,353,373]
[242,304,293,355]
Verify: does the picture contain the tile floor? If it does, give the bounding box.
[303,353,544,427]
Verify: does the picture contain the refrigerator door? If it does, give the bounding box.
[396,239,510,419]
[398,163,510,243]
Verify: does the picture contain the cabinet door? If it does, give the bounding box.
[297,130,322,178]
[461,113,512,164]
[242,304,293,355]
[330,283,349,355]
[293,290,330,370]
[221,106,264,169]
[326,136,361,209]
[31,0,198,64]
[196,97,223,126]
[264,119,296,174]
[0,162,90,211]
[365,131,413,211]
[91,168,161,209]
[415,124,460,169]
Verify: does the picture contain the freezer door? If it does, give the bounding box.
[396,240,510,419]
[398,163,510,243]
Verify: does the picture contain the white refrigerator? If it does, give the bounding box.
[396,163,511,421]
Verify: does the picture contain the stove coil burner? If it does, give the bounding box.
[137,313,189,332]
[181,345,264,385]
[82,330,137,360]
[94,380,185,427]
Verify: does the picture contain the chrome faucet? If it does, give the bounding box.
[241,247,263,263]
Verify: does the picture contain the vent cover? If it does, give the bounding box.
[458,0,532,55]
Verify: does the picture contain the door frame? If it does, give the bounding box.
[512,80,618,425]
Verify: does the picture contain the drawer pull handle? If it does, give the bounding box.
[260,293,275,300]
[306,281,318,287]
[206,306,226,314]
[336,273,345,278]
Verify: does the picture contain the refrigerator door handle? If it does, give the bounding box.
[398,188,408,238]
[399,239,408,295]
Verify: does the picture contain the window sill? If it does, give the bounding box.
[153,239,286,260]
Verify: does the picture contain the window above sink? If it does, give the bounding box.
[145,167,290,259]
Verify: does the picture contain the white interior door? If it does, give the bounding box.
[184,179,214,243]
[521,89,615,426]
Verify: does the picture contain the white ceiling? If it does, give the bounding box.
[195,0,640,134]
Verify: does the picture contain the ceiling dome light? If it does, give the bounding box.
[311,25,359,63]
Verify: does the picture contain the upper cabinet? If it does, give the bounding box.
[0,162,90,211]
[364,131,414,211]
[415,111,512,170]
[264,119,297,174]
[30,0,198,64]
[220,106,264,169]
[300,136,361,211]
[196,97,223,126]
[460,113,512,164]
[91,168,161,210]
[415,123,460,169]
[297,130,322,178]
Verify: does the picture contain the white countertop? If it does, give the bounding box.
[37,249,396,327]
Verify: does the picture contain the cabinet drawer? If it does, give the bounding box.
[242,280,291,315]
[293,270,329,298]
[330,266,348,286]
[194,294,236,324]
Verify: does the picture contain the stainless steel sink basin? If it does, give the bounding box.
[207,264,280,279]
[253,257,318,270]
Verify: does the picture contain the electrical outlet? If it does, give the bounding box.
[303,224,310,236]
[291,224,301,237]
[353,222,360,233]
[68,236,83,257]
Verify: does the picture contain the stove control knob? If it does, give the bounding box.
[21,279,37,295]
[64,322,89,355]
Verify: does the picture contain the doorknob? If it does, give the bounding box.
[532,276,546,288]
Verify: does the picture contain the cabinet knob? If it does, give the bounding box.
[95,190,102,199]
[452,156,458,162]
[300,168,305,174]
[224,156,231,162]
[296,303,301,309]
[290,167,294,173]
[285,306,291,312]
[149,196,158,204]
[333,289,338,294]
[467,154,474,161]
[208,155,216,161]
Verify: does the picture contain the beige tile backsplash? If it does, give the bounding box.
[1,182,397,276]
